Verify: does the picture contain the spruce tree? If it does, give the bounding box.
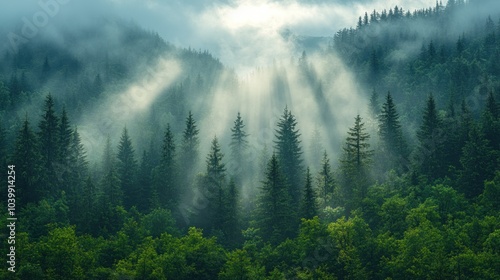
[369,89,380,117]
[97,138,123,236]
[378,92,408,172]
[117,127,138,209]
[415,95,446,180]
[155,124,178,210]
[204,136,227,233]
[274,107,303,208]
[317,151,335,205]
[300,168,318,220]
[38,94,59,197]
[229,112,249,182]
[224,178,240,246]
[58,107,72,164]
[340,114,373,215]
[180,111,200,186]
[481,91,499,150]
[66,127,89,225]
[14,117,42,204]
[138,150,153,212]
[459,125,495,198]
[257,153,294,244]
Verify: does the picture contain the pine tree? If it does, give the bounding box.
[257,153,294,244]
[14,117,42,204]
[58,107,72,164]
[274,107,304,208]
[155,124,178,210]
[229,112,249,182]
[317,151,335,204]
[0,123,5,205]
[481,91,499,150]
[309,128,324,172]
[66,127,89,225]
[340,114,373,215]
[378,92,408,172]
[204,136,227,233]
[97,138,123,236]
[224,178,240,246]
[415,95,446,180]
[138,150,153,212]
[38,94,59,197]
[180,111,200,186]
[117,127,138,209]
[459,125,495,198]
[300,168,318,220]
[369,89,380,117]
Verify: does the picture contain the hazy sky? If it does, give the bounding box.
[2,0,436,73]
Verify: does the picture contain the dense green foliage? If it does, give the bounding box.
[1,1,500,279]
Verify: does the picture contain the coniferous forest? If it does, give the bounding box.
[1,0,500,279]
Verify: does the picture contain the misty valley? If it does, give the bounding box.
[0,0,500,279]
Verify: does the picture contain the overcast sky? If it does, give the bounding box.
[2,0,437,73]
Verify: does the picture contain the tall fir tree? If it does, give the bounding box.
[14,117,42,204]
[481,91,499,151]
[316,151,336,207]
[138,150,153,212]
[117,127,138,209]
[97,137,123,236]
[300,168,318,220]
[340,114,373,216]
[224,178,240,247]
[58,107,72,164]
[229,112,249,182]
[154,124,178,210]
[257,153,294,244]
[38,94,59,197]
[415,95,446,181]
[66,127,89,225]
[369,89,380,117]
[378,92,408,172]
[274,107,304,208]
[204,136,227,234]
[459,125,495,198]
[180,111,200,187]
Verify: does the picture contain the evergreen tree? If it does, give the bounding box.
[155,124,178,210]
[204,136,227,234]
[66,127,88,226]
[257,153,294,244]
[229,112,249,182]
[14,117,42,204]
[180,111,200,187]
[300,168,318,220]
[117,127,138,209]
[340,114,373,215]
[224,178,240,246]
[369,89,380,117]
[308,127,324,172]
[481,91,499,150]
[138,150,153,212]
[274,107,304,208]
[57,107,72,164]
[38,94,59,197]
[316,151,336,205]
[378,92,408,172]
[97,138,123,236]
[415,95,446,180]
[459,125,495,198]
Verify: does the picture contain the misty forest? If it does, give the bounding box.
[1,0,500,279]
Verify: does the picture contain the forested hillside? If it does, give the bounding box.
[1,1,500,279]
